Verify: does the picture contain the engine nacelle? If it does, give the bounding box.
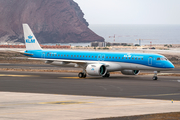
[121,70,140,75]
[86,64,107,76]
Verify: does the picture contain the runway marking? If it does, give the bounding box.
[0,101,92,107]
[60,77,96,79]
[0,74,39,77]
[131,93,180,97]
[39,101,92,105]
[60,77,85,79]
[1,100,178,116]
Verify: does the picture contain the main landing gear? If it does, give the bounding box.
[103,72,110,78]
[78,72,110,78]
[152,71,159,80]
[78,72,86,78]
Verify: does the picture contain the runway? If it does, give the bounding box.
[0,70,180,119]
[0,63,180,73]
[0,70,180,100]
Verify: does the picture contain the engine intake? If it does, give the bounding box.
[86,64,107,76]
[121,70,140,75]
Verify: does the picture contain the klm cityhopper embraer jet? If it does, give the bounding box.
[22,24,174,80]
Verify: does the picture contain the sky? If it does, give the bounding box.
[74,0,180,24]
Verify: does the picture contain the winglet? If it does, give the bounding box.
[22,24,42,50]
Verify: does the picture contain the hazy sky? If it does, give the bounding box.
[74,0,180,24]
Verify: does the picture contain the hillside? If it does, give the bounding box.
[0,0,104,43]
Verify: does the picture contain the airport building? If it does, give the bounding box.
[91,42,133,47]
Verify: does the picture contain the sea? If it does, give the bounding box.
[44,24,180,46]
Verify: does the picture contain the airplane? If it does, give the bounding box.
[21,24,174,80]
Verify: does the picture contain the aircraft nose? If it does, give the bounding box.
[167,62,175,69]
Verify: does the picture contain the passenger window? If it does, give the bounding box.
[89,56,90,58]
[83,55,84,57]
[132,58,134,59]
[95,56,97,58]
[119,57,120,59]
[80,55,81,57]
[126,57,127,59]
[71,55,73,57]
[52,54,54,56]
[61,55,63,57]
[102,56,104,58]
[58,55,60,56]
[74,55,76,57]
[99,56,100,58]
[122,57,124,59]
[77,55,78,57]
[138,58,140,60]
[142,58,143,60]
[106,57,108,58]
[129,58,130,59]
[67,55,68,57]
[86,56,87,57]
[116,57,117,59]
[109,57,111,58]
[64,55,66,57]
[92,56,93,58]
[112,57,114,59]
[55,55,57,56]
[135,58,137,60]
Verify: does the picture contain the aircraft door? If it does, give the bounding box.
[148,57,152,65]
[41,52,45,58]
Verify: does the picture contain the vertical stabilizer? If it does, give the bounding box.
[23,24,42,50]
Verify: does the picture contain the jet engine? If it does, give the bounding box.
[86,64,107,76]
[121,70,140,75]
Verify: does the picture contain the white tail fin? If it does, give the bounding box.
[23,24,42,50]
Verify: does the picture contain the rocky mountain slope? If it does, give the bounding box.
[0,0,104,43]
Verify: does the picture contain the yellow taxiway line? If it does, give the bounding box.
[0,74,39,77]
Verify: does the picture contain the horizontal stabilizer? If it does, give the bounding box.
[21,52,33,56]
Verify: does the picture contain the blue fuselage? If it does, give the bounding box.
[24,50,174,70]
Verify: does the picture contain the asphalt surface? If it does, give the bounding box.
[0,63,81,71]
[0,63,180,73]
[0,70,180,100]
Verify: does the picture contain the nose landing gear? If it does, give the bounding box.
[152,71,160,80]
[152,76,158,80]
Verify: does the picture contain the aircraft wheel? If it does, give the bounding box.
[78,72,84,78]
[83,73,86,78]
[152,76,158,80]
[103,72,110,78]
[78,72,86,78]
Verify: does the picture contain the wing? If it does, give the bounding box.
[28,58,110,67]
[28,58,97,64]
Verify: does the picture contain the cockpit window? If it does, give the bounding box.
[161,57,168,61]
[157,58,160,60]
[157,57,168,61]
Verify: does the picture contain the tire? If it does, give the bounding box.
[152,76,158,80]
[103,72,110,78]
[78,72,83,78]
[83,73,86,78]
[106,73,110,77]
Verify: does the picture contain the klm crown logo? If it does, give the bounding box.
[91,68,95,71]
[26,35,35,43]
